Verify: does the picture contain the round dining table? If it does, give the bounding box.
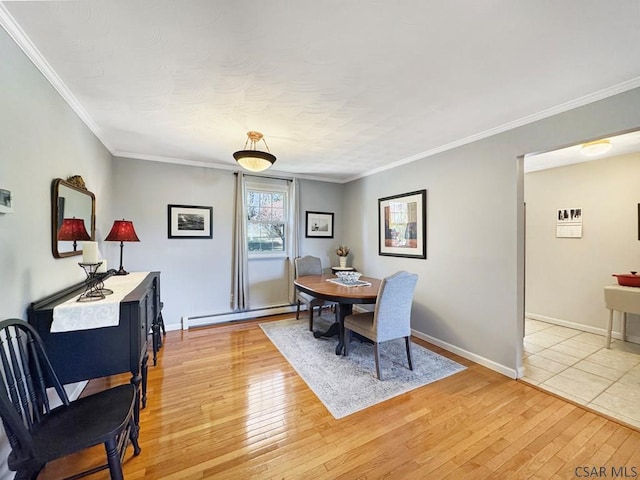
[294,274,381,355]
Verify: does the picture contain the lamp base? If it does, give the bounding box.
[114,266,129,275]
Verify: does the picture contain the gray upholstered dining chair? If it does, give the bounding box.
[344,270,418,380]
[295,255,334,331]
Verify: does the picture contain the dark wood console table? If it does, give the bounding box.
[27,271,161,429]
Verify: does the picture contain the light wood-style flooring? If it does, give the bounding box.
[38,314,640,479]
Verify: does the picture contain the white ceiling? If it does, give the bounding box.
[2,1,640,182]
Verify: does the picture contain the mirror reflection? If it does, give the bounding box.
[51,178,95,258]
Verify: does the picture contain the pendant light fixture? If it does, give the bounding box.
[233,131,276,172]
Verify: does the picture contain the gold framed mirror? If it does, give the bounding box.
[51,178,96,258]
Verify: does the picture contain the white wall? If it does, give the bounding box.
[0,27,114,479]
[343,88,640,377]
[525,152,640,340]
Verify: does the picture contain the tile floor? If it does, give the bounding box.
[521,317,640,429]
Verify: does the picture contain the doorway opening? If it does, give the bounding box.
[521,129,640,430]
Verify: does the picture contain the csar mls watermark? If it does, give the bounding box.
[575,466,638,478]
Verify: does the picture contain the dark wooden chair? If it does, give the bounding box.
[295,255,335,331]
[344,271,418,380]
[0,318,141,480]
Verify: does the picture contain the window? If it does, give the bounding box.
[246,188,287,254]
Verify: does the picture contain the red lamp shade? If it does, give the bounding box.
[57,218,90,241]
[57,218,90,252]
[105,219,140,275]
[105,220,140,242]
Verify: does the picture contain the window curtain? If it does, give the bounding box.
[288,178,300,304]
[231,172,249,311]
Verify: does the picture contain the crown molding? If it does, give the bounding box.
[344,76,640,183]
[114,150,346,184]
[0,4,114,153]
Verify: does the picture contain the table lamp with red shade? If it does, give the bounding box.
[105,219,140,275]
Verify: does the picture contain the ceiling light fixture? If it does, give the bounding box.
[233,131,276,172]
[581,139,612,157]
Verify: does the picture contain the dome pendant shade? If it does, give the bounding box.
[233,131,276,172]
[581,139,612,157]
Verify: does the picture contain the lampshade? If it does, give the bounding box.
[105,219,139,275]
[105,219,140,242]
[581,139,612,157]
[233,131,276,172]
[57,217,90,241]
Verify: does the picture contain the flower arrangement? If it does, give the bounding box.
[336,245,350,257]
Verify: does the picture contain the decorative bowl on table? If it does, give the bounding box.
[336,271,362,284]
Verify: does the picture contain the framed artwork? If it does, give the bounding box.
[556,207,582,238]
[378,189,427,259]
[0,189,13,214]
[305,211,334,238]
[168,204,213,239]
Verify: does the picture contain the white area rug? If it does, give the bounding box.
[260,317,466,419]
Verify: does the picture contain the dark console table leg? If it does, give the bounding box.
[152,321,160,366]
[141,352,149,409]
[130,373,141,433]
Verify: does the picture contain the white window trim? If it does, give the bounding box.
[245,182,290,260]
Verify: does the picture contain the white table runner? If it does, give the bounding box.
[51,272,149,333]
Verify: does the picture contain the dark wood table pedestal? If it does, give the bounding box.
[313,303,354,354]
[295,275,380,355]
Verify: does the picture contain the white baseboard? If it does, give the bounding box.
[183,305,298,329]
[525,312,640,344]
[410,329,518,379]
[166,304,368,331]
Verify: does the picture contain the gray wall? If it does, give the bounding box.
[111,160,345,328]
[0,27,114,479]
[0,27,114,319]
[343,88,640,376]
[525,152,640,339]
[298,179,345,271]
[111,158,235,325]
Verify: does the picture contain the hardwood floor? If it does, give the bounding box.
[38,314,640,479]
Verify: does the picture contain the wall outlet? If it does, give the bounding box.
[0,189,12,214]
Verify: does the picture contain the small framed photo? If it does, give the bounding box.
[305,211,334,238]
[0,189,11,207]
[168,204,213,239]
[378,189,427,259]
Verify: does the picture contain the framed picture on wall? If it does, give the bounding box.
[305,211,334,238]
[378,189,427,258]
[168,204,213,239]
